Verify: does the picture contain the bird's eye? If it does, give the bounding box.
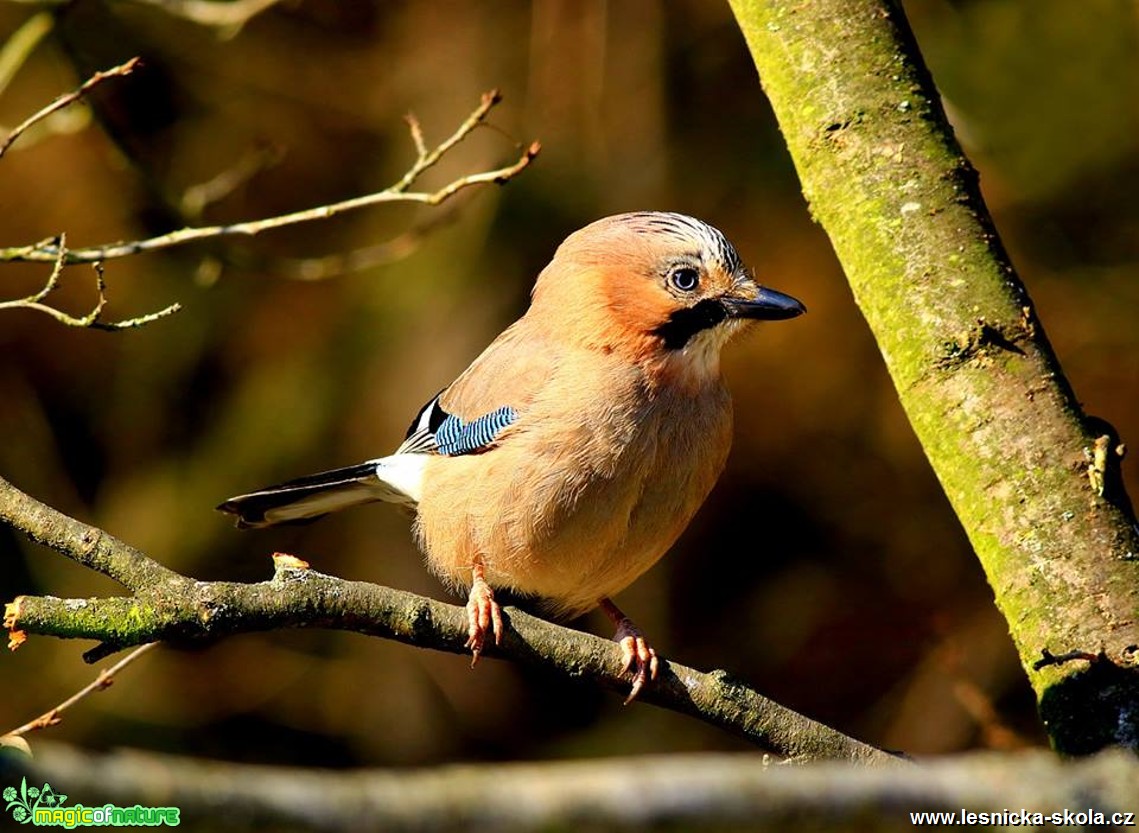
[669,267,700,293]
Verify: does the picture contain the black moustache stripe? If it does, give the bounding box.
[653,299,728,350]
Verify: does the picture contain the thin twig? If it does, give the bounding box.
[3,153,538,262]
[3,643,158,739]
[405,112,428,159]
[392,90,504,193]
[0,237,182,330]
[0,56,141,159]
[1,92,534,324]
[0,92,539,265]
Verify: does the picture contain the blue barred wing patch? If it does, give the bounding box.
[434,406,517,456]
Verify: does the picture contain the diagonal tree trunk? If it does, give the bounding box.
[728,0,1139,753]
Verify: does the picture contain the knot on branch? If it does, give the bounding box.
[936,317,1028,371]
[5,598,26,651]
[270,552,311,584]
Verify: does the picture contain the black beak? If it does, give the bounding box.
[722,286,806,321]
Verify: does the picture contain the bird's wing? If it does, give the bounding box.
[397,393,518,457]
[396,318,556,457]
[221,321,557,527]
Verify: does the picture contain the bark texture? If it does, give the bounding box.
[728,0,1139,753]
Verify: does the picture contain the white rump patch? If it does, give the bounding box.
[373,453,427,507]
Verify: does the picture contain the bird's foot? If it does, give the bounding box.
[600,597,659,704]
[465,565,503,667]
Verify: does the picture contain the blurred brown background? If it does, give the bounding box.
[2,0,1137,765]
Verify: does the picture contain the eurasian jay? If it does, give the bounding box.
[219,211,805,701]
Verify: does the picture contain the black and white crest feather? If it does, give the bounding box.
[626,212,745,277]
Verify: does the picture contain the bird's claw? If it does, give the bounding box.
[614,618,659,704]
[464,574,503,667]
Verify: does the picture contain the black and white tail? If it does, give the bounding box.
[219,390,519,529]
[217,455,424,529]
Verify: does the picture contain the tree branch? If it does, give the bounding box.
[729,0,1139,754]
[0,56,140,159]
[2,743,1135,833]
[0,475,895,766]
[0,91,540,265]
[0,239,181,329]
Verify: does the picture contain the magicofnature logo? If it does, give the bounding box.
[4,778,179,827]
[4,778,64,824]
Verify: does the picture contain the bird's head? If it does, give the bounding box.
[530,212,805,382]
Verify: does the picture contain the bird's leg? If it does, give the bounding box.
[464,561,503,667]
[599,597,659,704]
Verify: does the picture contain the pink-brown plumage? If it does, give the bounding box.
[419,334,733,616]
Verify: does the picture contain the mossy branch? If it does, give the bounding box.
[728,0,1139,753]
[1,475,897,766]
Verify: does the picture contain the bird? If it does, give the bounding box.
[218,211,805,702]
